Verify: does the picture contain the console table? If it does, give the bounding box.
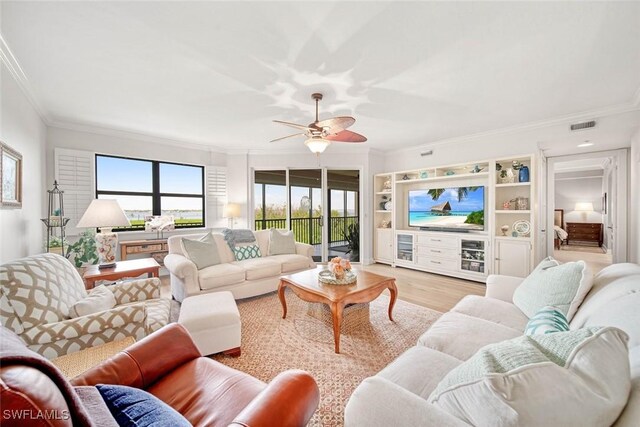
[83,258,160,289]
[120,238,168,264]
[566,222,603,247]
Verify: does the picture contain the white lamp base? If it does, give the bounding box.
[96,229,118,269]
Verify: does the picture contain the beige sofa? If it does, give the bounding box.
[164,229,316,302]
[345,262,640,426]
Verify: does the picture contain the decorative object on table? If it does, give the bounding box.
[0,141,23,208]
[384,198,392,211]
[574,202,594,221]
[444,170,455,176]
[515,197,530,210]
[65,229,99,273]
[419,170,429,179]
[41,181,71,256]
[320,257,356,284]
[470,165,484,174]
[380,220,391,228]
[144,215,175,239]
[379,195,389,210]
[500,225,510,236]
[402,174,410,180]
[518,165,530,182]
[223,203,241,229]
[511,160,524,182]
[76,199,131,269]
[383,179,392,191]
[502,200,511,210]
[513,220,531,237]
[495,163,503,172]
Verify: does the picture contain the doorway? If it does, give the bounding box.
[546,149,628,271]
[253,168,361,263]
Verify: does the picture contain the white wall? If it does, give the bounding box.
[630,127,640,263]
[554,173,604,225]
[0,62,47,262]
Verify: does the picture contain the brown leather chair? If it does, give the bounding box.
[1,324,320,426]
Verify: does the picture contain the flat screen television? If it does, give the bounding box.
[408,186,485,231]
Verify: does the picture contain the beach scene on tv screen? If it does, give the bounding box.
[409,187,484,229]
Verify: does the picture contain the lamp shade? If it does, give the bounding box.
[76,199,130,228]
[304,138,330,154]
[223,203,241,218]
[574,202,594,212]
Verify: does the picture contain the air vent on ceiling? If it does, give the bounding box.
[570,120,596,131]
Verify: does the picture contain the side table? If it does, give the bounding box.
[83,258,161,290]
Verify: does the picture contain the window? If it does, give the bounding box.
[95,154,205,230]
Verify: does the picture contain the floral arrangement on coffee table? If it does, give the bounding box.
[329,257,352,280]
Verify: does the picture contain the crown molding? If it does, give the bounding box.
[391,100,640,154]
[0,32,51,124]
[48,119,228,154]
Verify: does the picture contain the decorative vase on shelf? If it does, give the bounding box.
[519,166,530,183]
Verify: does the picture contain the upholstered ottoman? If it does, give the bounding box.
[178,291,241,357]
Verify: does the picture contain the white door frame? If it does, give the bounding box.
[546,149,628,262]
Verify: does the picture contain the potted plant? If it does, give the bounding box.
[66,230,99,274]
[47,236,67,255]
[342,223,360,262]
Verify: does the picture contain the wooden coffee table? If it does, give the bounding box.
[83,258,161,289]
[278,266,397,353]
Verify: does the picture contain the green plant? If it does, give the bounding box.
[66,230,99,267]
[512,160,523,171]
[343,223,360,261]
[47,236,67,248]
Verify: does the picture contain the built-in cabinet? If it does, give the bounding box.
[373,154,536,282]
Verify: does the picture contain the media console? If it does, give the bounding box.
[373,154,536,280]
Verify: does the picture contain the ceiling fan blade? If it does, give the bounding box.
[315,116,355,132]
[324,130,367,143]
[269,133,305,143]
[273,120,312,131]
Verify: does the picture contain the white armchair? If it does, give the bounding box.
[0,253,170,359]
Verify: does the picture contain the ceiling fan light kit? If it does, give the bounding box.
[272,92,367,154]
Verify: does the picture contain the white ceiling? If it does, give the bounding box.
[2,1,640,152]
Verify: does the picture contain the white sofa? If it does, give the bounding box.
[345,262,640,426]
[164,230,316,302]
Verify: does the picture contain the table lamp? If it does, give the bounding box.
[224,203,241,229]
[76,199,131,268]
[574,202,594,222]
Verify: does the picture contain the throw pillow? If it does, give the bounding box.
[428,327,630,427]
[512,256,593,321]
[269,228,296,255]
[181,232,221,270]
[234,243,262,261]
[68,285,116,318]
[96,384,190,427]
[524,305,569,335]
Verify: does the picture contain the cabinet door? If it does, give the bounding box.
[495,240,531,278]
[375,229,393,262]
[396,233,414,262]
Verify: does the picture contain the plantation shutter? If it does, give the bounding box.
[206,166,227,227]
[54,148,94,236]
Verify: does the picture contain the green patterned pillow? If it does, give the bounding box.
[513,257,593,321]
[524,305,569,336]
[234,244,262,261]
[429,327,630,426]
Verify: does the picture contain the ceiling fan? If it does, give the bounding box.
[271,93,367,154]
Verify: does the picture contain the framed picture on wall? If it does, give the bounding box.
[0,141,23,208]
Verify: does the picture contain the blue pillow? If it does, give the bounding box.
[96,384,191,427]
[524,305,570,336]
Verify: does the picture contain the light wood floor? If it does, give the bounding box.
[553,247,612,274]
[360,263,486,312]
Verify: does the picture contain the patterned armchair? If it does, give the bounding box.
[0,253,170,359]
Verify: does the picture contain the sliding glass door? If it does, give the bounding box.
[253,168,360,263]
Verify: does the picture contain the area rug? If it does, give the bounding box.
[212,289,441,426]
